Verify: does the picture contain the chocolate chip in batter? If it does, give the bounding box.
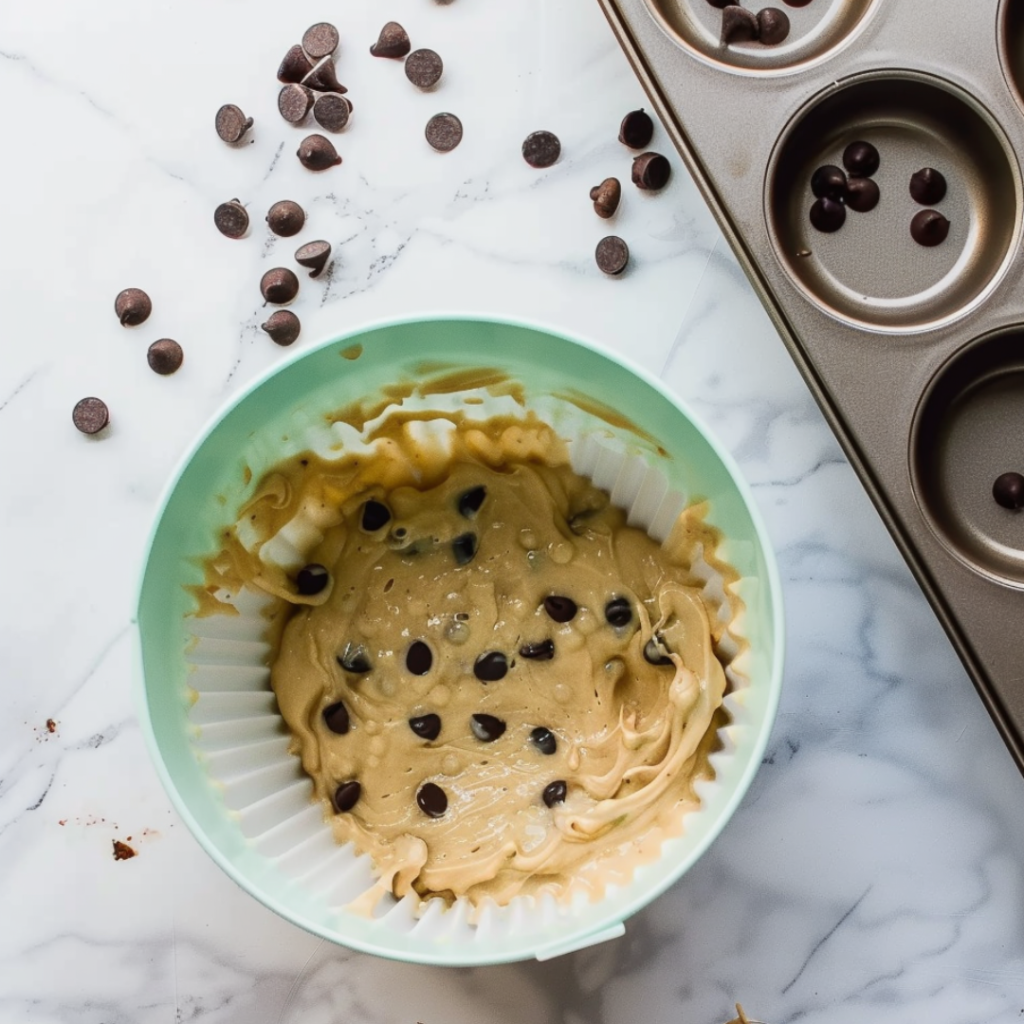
[604,597,632,627]
[296,563,329,595]
[323,701,351,734]
[338,643,372,674]
[470,713,507,742]
[417,781,448,817]
[543,780,567,807]
[409,713,442,740]
[543,595,578,623]
[457,485,487,518]
[406,640,433,675]
[519,639,554,660]
[474,651,508,682]
[361,500,392,531]
[334,780,361,812]
[643,637,673,666]
[452,532,478,565]
[530,726,557,755]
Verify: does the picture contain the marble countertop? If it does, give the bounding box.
[1,0,1022,1021]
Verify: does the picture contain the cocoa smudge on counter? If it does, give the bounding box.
[112,839,137,861]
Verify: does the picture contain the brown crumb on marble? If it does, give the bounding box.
[46,718,57,734]
[112,839,136,861]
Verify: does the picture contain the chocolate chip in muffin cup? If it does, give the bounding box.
[409,713,442,740]
[296,563,329,595]
[644,637,674,666]
[323,701,351,734]
[451,532,478,565]
[417,782,448,817]
[334,780,361,812]
[470,713,507,742]
[457,485,487,518]
[406,641,433,675]
[530,726,557,755]
[473,651,508,682]
[604,597,633,627]
[361,500,392,531]
[543,780,567,807]
[519,639,555,661]
[543,595,577,622]
[337,643,372,674]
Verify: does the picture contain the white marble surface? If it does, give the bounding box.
[1,1,1023,1021]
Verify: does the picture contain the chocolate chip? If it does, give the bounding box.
[530,726,557,755]
[810,165,846,201]
[632,152,671,191]
[519,639,555,660]
[114,288,151,327]
[605,597,632,627]
[543,596,578,623]
[417,781,448,817]
[313,93,351,133]
[334,780,361,812]
[277,44,314,84]
[425,112,463,152]
[405,48,443,89]
[757,8,790,44]
[721,6,759,43]
[409,713,442,740]
[590,177,621,219]
[323,701,350,734]
[361,500,392,531]
[910,167,947,206]
[338,643,371,674]
[406,640,433,675]
[809,197,845,232]
[266,200,305,238]
[214,199,249,239]
[260,267,300,304]
[706,0,731,6]
[845,177,879,213]
[543,780,567,807]
[261,310,301,346]
[522,130,561,169]
[278,83,314,124]
[303,56,347,95]
[474,652,508,682]
[215,104,253,144]
[619,109,654,150]
[471,713,507,742]
[371,21,411,58]
[595,235,629,276]
[147,339,183,375]
[297,134,342,171]
[297,563,329,595]
[781,0,812,5]
[993,472,1024,510]
[72,397,109,435]
[842,140,879,178]
[644,637,673,666]
[457,486,486,518]
[295,239,332,278]
[910,209,950,246]
[302,22,339,60]
[452,532,478,565]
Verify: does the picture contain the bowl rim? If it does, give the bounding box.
[134,310,786,965]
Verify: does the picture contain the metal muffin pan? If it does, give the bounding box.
[598,0,1024,771]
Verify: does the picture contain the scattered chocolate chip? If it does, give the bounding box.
[845,176,879,213]
[278,83,314,124]
[522,130,561,169]
[595,235,629,276]
[214,199,249,239]
[782,0,812,5]
[405,48,444,89]
[474,651,508,682]
[261,310,301,346]
[590,177,621,219]
[371,21,411,58]
[809,197,846,232]
[631,151,671,191]
[361,500,392,531]
[323,701,350,734]
[114,288,151,327]
[644,637,673,666]
[303,56,347,94]
[297,134,342,170]
[721,5,760,43]
[471,713,507,742]
[112,839,136,861]
[425,112,463,152]
[266,200,305,237]
[530,726,557,755]
[810,165,847,201]
[334,780,361,812]
[619,109,654,149]
[295,239,332,279]
[842,140,879,178]
[72,397,109,435]
[260,267,300,304]
[457,486,486,518]
[706,0,731,6]
[452,532,478,565]
[313,93,351,133]
[757,8,790,44]
[417,781,448,817]
[543,780,567,807]
[297,563,329,595]
[147,339,183,375]
[543,596,578,622]
[278,44,314,84]
[605,597,633,627]
[338,643,371,674]
[910,209,950,246]
[215,104,253,144]
[910,167,947,206]
[993,472,1024,510]
[519,639,555,660]
[409,713,442,740]
[406,640,433,675]
[302,22,339,60]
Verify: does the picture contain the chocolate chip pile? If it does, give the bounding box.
[708,0,805,48]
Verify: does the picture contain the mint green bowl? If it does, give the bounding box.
[136,314,783,966]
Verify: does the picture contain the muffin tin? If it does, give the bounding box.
[598,0,1024,771]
